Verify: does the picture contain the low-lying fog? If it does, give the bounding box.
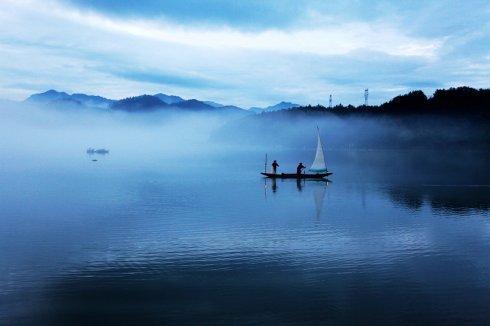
[0,102,233,166]
[1,100,488,187]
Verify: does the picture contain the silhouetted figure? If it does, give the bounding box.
[272,160,279,174]
[296,162,305,175]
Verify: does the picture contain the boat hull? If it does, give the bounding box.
[261,172,332,179]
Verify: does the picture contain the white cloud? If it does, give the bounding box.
[0,0,486,107]
[3,0,442,58]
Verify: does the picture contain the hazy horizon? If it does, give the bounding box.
[0,87,477,108]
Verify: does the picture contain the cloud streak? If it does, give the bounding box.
[13,0,442,58]
[110,69,229,89]
[0,0,488,107]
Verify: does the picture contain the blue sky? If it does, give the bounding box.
[0,0,488,107]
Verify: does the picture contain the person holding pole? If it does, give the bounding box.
[272,160,279,174]
[296,162,305,175]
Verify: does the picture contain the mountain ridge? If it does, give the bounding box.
[153,93,184,104]
[25,90,301,114]
[264,101,300,111]
[26,89,114,109]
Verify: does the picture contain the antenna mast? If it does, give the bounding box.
[329,94,332,108]
[364,88,369,106]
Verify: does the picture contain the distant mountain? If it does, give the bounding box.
[26,89,70,103]
[248,107,264,114]
[71,93,114,109]
[153,93,184,104]
[247,102,300,113]
[219,105,248,113]
[172,99,217,111]
[204,101,249,114]
[110,96,246,114]
[23,89,275,116]
[168,99,249,116]
[264,101,300,111]
[51,98,83,107]
[26,90,114,109]
[204,101,225,108]
[111,95,167,111]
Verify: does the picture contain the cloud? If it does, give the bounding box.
[1,0,443,58]
[108,68,229,89]
[402,81,443,89]
[0,0,488,106]
[63,0,305,30]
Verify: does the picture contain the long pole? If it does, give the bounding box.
[264,153,268,173]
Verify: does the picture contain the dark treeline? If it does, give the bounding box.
[271,87,489,118]
[214,87,490,149]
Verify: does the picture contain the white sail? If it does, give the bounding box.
[309,128,327,173]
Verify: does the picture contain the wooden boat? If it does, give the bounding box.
[261,172,331,179]
[261,127,332,179]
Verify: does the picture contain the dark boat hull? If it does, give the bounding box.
[261,172,332,179]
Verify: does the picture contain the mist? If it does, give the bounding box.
[212,109,489,151]
[0,101,237,168]
[1,99,488,213]
[1,99,488,173]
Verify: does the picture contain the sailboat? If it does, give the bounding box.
[261,127,333,179]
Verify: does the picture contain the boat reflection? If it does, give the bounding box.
[296,178,303,192]
[272,178,277,193]
[265,178,330,219]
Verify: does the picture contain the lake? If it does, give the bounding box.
[1,149,489,324]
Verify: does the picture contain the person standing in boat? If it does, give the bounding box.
[272,160,279,174]
[296,162,305,175]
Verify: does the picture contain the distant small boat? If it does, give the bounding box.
[261,127,332,179]
[86,148,109,154]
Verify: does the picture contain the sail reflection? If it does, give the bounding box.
[313,185,327,219]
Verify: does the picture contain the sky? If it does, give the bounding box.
[0,0,488,107]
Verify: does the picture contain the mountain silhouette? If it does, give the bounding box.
[172,99,216,110]
[111,95,167,111]
[26,90,114,109]
[248,101,300,113]
[153,93,184,104]
[204,100,225,108]
[24,87,487,118]
[264,101,300,111]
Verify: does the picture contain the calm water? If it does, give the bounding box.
[1,149,489,324]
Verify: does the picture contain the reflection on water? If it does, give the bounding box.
[0,150,489,324]
[266,178,329,220]
[385,184,490,214]
[313,184,327,219]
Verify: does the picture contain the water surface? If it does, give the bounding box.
[1,149,489,324]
